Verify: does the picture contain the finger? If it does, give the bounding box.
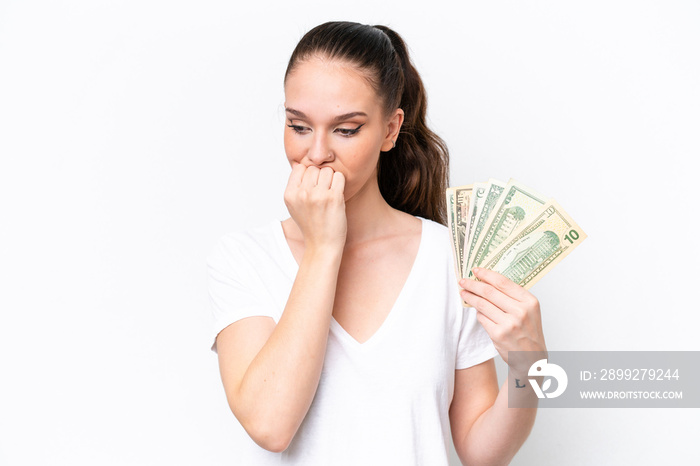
[460,277,519,315]
[459,287,506,325]
[474,310,498,336]
[316,166,334,188]
[331,171,345,193]
[472,267,529,302]
[301,165,320,188]
[288,163,306,187]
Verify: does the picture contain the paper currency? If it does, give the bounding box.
[467,179,549,277]
[466,182,487,251]
[462,179,506,278]
[447,179,586,299]
[446,188,461,280]
[480,201,587,289]
[447,185,473,280]
[454,185,473,276]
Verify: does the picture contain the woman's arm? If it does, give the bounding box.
[450,359,541,465]
[450,267,547,465]
[217,165,347,452]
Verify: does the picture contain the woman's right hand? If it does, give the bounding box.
[284,164,347,250]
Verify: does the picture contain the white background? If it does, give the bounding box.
[1,1,698,464]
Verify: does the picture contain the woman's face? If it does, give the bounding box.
[283,57,402,202]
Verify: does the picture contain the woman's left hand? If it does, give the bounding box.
[459,267,547,373]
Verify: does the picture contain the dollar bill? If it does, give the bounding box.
[446,188,461,281]
[479,200,587,289]
[466,182,487,255]
[454,185,473,278]
[468,179,549,276]
[463,178,506,278]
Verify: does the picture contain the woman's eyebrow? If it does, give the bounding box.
[285,108,368,122]
[331,111,368,122]
[284,108,307,119]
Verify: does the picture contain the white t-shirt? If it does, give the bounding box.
[207,215,498,465]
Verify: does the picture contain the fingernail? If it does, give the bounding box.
[472,267,480,275]
[459,279,466,286]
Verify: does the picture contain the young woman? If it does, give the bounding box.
[208,21,547,465]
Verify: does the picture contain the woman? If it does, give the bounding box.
[208,21,547,465]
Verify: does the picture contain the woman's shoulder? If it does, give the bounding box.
[386,211,448,244]
[411,215,453,264]
[382,212,449,260]
[419,215,448,232]
[415,215,449,241]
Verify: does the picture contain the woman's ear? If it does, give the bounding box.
[381,108,404,152]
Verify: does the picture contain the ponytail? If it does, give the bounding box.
[285,22,450,226]
[372,25,450,226]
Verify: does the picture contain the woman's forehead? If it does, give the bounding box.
[284,57,382,120]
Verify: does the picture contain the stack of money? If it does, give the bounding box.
[447,179,587,303]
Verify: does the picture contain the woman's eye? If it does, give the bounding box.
[335,123,365,137]
[287,124,309,134]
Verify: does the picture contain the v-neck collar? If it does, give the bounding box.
[274,216,428,351]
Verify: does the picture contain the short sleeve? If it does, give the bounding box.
[455,306,499,370]
[206,235,277,354]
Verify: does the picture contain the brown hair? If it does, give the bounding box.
[285,21,449,226]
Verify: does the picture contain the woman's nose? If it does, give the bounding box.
[306,133,334,165]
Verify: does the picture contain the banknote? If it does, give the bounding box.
[453,185,473,278]
[447,179,586,306]
[479,200,587,289]
[466,182,487,250]
[467,179,549,277]
[462,179,506,278]
[446,188,461,280]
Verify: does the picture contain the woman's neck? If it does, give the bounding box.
[342,176,400,247]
